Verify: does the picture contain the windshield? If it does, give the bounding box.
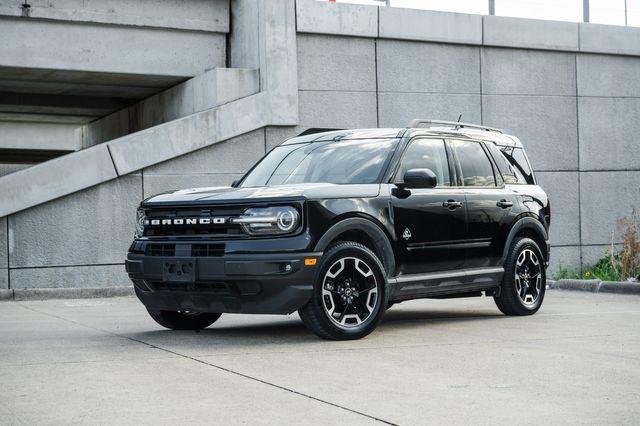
[240,138,397,187]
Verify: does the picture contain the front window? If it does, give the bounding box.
[240,138,397,187]
[395,138,451,186]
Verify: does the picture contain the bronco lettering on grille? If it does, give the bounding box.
[143,217,227,226]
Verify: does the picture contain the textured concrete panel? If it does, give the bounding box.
[580,23,640,56]
[0,121,82,151]
[260,0,299,126]
[299,90,377,129]
[379,7,482,45]
[85,69,260,147]
[481,48,576,96]
[536,172,580,246]
[108,93,270,176]
[578,97,640,171]
[230,0,260,69]
[581,245,614,269]
[483,16,579,51]
[547,245,581,278]
[266,126,302,151]
[9,264,130,289]
[0,0,229,33]
[580,171,640,246]
[482,95,578,171]
[296,0,378,38]
[143,174,244,199]
[8,175,141,268]
[0,268,6,289]
[0,17,226,77]
[377,41,480,94]
[0,217,6,268]
[577,54,640,97]
[145,129,265,176]
[297,34,376,92]
[0,163,31,178]
[0,143,117,218]
[378,93,481,128]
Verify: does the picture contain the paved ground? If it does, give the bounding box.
[1,290,639,425]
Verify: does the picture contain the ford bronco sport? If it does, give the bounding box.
[126,119,550,340]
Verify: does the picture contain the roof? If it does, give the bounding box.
[282,126,523,148]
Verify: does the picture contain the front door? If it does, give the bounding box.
[390,138,467,275]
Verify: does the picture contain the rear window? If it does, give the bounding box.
[450,140,497,187]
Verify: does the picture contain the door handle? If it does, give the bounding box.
[443,200,463,209]
[497,199,513,208]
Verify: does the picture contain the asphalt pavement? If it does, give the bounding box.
[1,290,639,425]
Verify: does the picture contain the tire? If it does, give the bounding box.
[298,241,388,340]
[494,237,546,316]
[147,310,222,330]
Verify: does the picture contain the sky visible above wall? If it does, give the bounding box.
[329,0,640,26]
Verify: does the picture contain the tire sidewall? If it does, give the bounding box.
[505,238,546,312]
[311,243,388,338]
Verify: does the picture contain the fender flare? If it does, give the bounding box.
[313,217,396,277]
[502,217,549,263]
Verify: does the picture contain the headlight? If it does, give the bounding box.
[232,206,300,235]
[135,208,146,238]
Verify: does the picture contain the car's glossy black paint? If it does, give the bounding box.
[127,128,550,315]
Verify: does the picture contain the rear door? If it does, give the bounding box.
[390,137,467,275]
[448,139,518,268]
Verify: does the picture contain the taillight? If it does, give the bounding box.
[545,197,551,225]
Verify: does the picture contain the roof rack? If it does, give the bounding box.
[408,119,503,133]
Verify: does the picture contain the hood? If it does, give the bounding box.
[142,183,380,207]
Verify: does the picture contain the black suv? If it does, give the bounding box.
[126,120,550,340]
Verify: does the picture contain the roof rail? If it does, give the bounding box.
[408,119,503,133]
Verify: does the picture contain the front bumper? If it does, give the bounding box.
[126,249,321,315]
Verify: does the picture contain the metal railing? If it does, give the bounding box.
[327,0,638,27]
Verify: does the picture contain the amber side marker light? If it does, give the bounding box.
[305,258,317,266]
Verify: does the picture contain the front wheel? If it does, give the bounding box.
[298,241,388,340]
[494,237,546,316]
[147,310,222,330]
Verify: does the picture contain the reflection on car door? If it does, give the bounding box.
[448,139,518,269]
[390,138,467,275]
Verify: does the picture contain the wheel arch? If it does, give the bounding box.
[502,217,549,266]
[313,216,396,277]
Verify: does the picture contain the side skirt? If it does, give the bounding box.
[388,267,503,302]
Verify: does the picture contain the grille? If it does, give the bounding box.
[143,206,243,237]
[146,244,176,257]
[146,280,261,295]
[191,243,225,257]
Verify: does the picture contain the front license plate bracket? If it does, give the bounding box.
[162,258,197,283]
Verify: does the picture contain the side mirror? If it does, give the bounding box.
[402,168,437,189]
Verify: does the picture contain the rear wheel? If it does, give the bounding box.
[299,241,388,340]
[147,310,221,330]
[494,237,546,316]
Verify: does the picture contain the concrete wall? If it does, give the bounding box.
[1,0,639,289]
[291,0,640,277]
[4,131,266,289]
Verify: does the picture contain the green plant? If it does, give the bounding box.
[553,263,579,281]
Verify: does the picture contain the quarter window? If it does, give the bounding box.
[396,138,450,187]
[450,140,496,187]
[485,142,524,184]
